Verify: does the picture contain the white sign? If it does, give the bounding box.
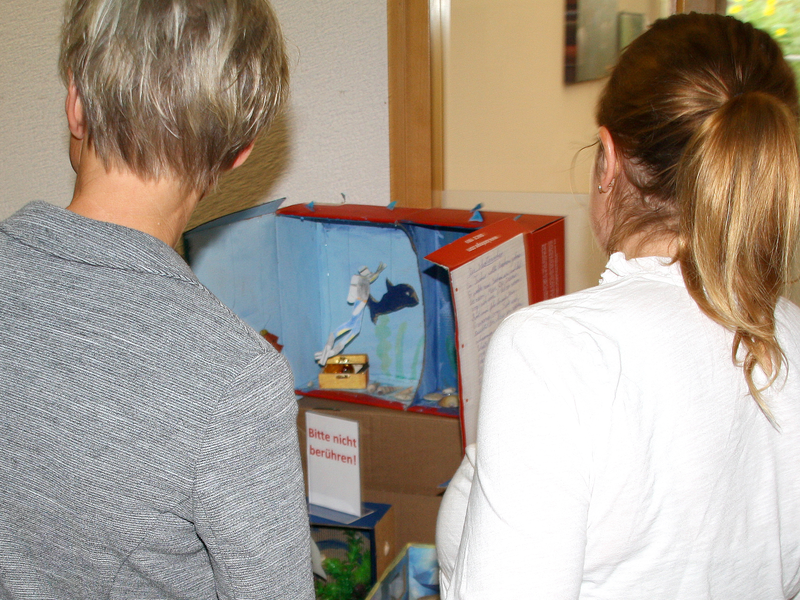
[306,411,362,517]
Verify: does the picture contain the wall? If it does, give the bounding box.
[191,0,391,229]
[0,0,73,221]
[439,1,610,292]
[0,0,390,227]
[439,0,800,302]
[443,2,602,197]
[439,0,666,294]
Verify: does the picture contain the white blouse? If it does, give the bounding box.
[437,253,800,600]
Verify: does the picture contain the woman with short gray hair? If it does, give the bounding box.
[0,0,314,598]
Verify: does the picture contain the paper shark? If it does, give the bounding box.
[367,280,419,323]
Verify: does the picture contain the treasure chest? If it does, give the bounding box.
[319,354,369,390]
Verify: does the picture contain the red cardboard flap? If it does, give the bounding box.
[413,208,557,231]
[424,218,532,271]
[277,203,422,224]
[425,218,538,447]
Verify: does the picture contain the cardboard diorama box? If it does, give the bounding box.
[184,201,564,445]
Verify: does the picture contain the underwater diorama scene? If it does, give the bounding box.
[184,201,475,416]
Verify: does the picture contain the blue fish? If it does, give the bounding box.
[367,279,419,323]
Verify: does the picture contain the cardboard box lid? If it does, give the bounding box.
[425,217,567,446]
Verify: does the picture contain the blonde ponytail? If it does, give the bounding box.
[677,92,800,419]
[596,13,800,421]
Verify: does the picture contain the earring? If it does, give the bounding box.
[598,178,615,194]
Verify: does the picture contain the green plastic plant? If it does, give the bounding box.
[315,530,372,600]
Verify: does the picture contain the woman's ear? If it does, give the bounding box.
[597,126,618,193]
[230,142,255,170]
[65,76,87,173]
[65,77,86,140]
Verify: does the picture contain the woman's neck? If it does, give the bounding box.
[66,144,202,248]
[617,230,678,260]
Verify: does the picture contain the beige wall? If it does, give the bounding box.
[440,0,611,292]
[439,0,667,293]
[441,0,661,196]
[0,0,74,220]
[443,1,601,196]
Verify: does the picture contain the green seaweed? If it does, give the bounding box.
[375,315,391,376]
[315,530,372,600]
[410,336,423,380]
[394,322,407,377]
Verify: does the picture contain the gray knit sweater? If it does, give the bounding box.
[0,202,314,599]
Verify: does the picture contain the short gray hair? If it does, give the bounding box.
[60,0,289,190]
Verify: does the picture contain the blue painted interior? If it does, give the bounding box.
[184,202,466,410]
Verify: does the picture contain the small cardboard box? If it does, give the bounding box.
[184,201,564,444]
[298,396,462,550]
[319,354,369,390]
[310,501,396,595]
[366,543,439,600]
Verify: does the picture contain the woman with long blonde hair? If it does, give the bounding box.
[438,13,800,599]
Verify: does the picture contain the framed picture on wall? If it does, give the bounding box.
[564,0,618,83]
[618,12,645,51]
